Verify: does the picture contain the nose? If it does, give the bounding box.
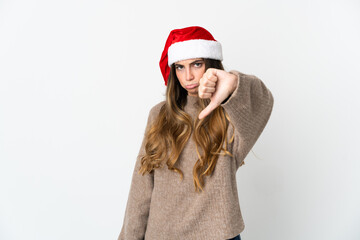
[185,67,194,81]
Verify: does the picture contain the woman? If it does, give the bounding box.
[118,26,274,240]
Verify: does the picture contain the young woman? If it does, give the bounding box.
[118,26,274,240]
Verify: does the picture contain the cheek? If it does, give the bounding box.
[199,65,206,76]
[197,69,205,79]
[176,72,185,85]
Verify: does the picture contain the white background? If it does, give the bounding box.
[1,0,359,239]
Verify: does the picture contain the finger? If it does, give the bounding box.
[199,92,212,99]
[200,76,216,89]
[207,73,217,83]
[198,101,219,120]
[204,86,216,93]
[199,84,215,94]
[203,80,216,87]
[206,68,217,78]
[205,68,218,82]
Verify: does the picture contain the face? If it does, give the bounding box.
[174,58,205,96]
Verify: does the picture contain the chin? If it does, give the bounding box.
[189,91,197,93]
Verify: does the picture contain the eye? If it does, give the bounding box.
[175,65,183,70]
[194,62,203,67]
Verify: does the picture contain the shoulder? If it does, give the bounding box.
[229,70,261,81]
[148,100,166,122]
[228,70,269,92]
[149,100,166,115]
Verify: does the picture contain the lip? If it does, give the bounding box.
[186,84,199,89]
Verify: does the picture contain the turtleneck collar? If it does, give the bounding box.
[184,94,200,116]
[186,94,199,105]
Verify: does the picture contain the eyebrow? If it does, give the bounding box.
[174,59,204,67]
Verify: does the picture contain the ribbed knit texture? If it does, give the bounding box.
[118,70,274,240]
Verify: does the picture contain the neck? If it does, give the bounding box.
[185,93,199,112]
[187,94,198,103]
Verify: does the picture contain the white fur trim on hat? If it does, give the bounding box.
[167,39,223,66]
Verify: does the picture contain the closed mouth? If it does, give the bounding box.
[186,84,198,89]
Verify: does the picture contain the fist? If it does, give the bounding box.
[198,68,238,120]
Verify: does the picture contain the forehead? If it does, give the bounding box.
[175,58,203,65]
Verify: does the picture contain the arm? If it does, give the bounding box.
[221,70,274,169]
[118,107,156,240]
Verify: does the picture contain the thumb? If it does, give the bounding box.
[198,100,219,120]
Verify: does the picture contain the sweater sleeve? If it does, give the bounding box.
[221,70,274,169]
[118,106,157,240]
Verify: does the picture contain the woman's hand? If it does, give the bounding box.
[198,68,238,120]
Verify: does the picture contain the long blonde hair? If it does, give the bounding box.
[138,58,235,192]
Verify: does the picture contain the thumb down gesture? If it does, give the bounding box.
[198,68,238,120]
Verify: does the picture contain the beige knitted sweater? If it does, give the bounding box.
[118,70,274,240]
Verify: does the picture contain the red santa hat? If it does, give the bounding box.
[159,26,223,86]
